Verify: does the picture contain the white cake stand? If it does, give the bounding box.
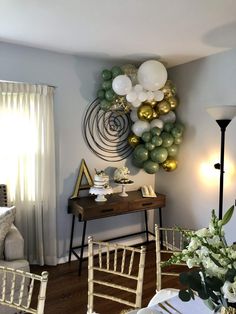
[118,182,134,197]
[89,186,113,202]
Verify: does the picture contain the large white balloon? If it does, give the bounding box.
[137,60,168,91]
[150,119,164,129]
[112,75,132,96]
[159,111,176,123]
[132,120,150,137]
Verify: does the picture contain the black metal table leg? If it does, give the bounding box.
[78,221,87,276]
[69,215,75,262]
[144,210,149,243]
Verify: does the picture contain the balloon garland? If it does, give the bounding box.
[95,59,184,174]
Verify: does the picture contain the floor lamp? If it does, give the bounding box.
[206,105,236,220]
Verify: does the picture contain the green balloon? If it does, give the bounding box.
[100,99,112,111]
[174,122,184,132]
[141,131,152,143]
[102,80,112,91]
[171,126,183,138]
[167,144,178,157]
[151,135,163,146]
[161,132,174,148]
[102,69,112,80]
[164,122,174,133]
[151,127,161,136]
[97,89,105,100]
[174,137,183,145]
[132,156,144,169]
[133,145,149,162]
[105,89,115,101]
[145,142,155,151]
[143,160,159,174]
[150,147,168,163]
[111,66,123,78]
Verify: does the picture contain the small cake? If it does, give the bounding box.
[114,167,133,184]
[93,170,109,188]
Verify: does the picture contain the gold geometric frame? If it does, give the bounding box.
[70,159,93,199]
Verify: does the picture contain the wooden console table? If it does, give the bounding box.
[68,190,166,275]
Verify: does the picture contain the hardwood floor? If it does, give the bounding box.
[31,242,182,314]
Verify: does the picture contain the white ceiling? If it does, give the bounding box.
[1,0,236,67]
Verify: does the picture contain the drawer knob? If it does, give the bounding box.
[142,202,153,206]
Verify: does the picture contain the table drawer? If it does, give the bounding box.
[82,203,129,220]
[128,197,165,211]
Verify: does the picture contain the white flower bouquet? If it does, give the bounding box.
[164,206,236,313]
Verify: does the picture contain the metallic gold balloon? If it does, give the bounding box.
[162,158,178,171]
[143,100,158,107]
[128,134,140,147]
[161,80,176,98]
[156,100,171,115]
[137,104,153,121]
[152,110,159,119]
[168,96,179,110]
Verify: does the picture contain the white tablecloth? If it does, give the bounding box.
[127,289,212,314]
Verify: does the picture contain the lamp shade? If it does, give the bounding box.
[206,105,236,120]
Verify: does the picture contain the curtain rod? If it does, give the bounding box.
[0,80,57,88]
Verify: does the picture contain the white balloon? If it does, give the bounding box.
[134,84,143,93]
[137,60,168,91]
[112,75,132,96]
[132,120,150,137]
[159,111,176,123]
[126,91,137,103]
[147,91,154,101]
[132,99,141,108]
[130,109,139,122]
[154,90,164,101]
[138,91,147,102]
[150,119,164,129]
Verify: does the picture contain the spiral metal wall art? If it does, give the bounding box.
[83,98,133,162]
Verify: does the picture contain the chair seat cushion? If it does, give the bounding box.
[0,206,16,259]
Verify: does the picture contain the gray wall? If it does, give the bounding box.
[156,49,236,244]
[0,42,154,262]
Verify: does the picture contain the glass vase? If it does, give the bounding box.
[221,307,236,314]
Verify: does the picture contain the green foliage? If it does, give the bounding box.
[221,205,234,226]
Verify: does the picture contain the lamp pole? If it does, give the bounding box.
[215,119,231,220]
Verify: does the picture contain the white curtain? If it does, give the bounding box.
[0,82,57,265]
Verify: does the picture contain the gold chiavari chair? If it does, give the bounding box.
[87,236,146,314]
[155,224,192,291]
[0,266,48,314]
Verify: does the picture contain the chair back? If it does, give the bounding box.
[155,224,192,291]
[0,266,48,314]
[87,236,146,314]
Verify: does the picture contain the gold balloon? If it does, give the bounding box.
[161,80,176,98]
[143,100,158,107]
[137,104,153,121]
[128,134,140,147]
[168,96,179,110]
[152,110,159,119]
[162,158,178,171]
[156,100,171,115]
